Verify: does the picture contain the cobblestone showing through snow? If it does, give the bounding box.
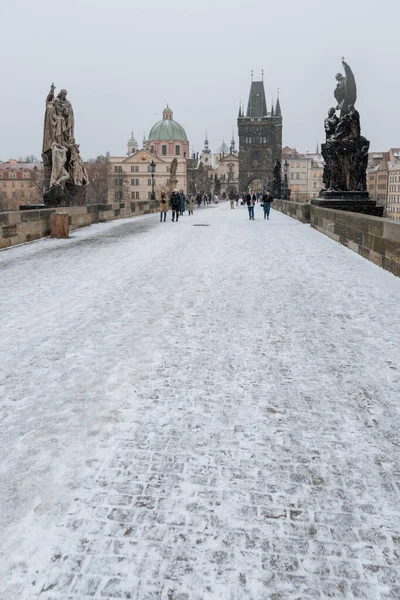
[1,204,400,600]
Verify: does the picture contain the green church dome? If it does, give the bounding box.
[148,107,188,141]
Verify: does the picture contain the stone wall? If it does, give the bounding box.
[0,200,158,250]
[273,199,310,223]
[272,200,400,277]
[311,207,400,277]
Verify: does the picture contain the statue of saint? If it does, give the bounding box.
[347,105,361,139]
[170,158,178,178]
[334,59,357,118]
[43,84,75,153]
[324,107,339,140]
[67,138,89,186]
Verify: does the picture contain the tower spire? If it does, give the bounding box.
[275,89,282,117]
[203,130,211,154]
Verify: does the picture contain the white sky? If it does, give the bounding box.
[1,0,399,160]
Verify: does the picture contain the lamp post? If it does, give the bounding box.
[283,159,289,199]
[150,160,156,200]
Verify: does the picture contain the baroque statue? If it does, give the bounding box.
[42,84,88,206]
[314,59,383,215]
[334,60,357,118]
[170,158,178,179]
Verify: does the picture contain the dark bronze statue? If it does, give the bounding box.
[320,59,369,194]
[334,59,357,118]
[324,108,339,140]
[313,58,382,215]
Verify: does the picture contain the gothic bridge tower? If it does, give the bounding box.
[238,73,282,193]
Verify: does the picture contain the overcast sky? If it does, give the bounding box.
[1,0,399,161]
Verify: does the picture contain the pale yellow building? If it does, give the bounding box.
[387,161,400,221]
[283,148,323,202]
[108,150,187,203]
[108,107,189,202]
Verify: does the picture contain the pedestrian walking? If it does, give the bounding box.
[179,189,186,215]
[196,192,202,207]
[159,190,168,222]
[187,194,194,215]
[229,190,235,209]
[246,191,255,220]
[261,190,274,220]
[170,188,180,222]
[235,192,239,207]
[203,193,207,206]
[213,193,219,204]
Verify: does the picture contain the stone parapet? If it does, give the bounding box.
[0,200,158,250]
[311,207,400,277]
[273,199,310,223]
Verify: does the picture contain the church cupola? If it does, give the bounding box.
[162,105,173,120]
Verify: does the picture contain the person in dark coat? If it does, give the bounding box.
[179,189,186,215]
[246,192,255,220]
[196,193,202,207]
[261,190,274,220]
[170,189,180,222]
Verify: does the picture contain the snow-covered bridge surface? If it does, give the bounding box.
[1,203,400,600]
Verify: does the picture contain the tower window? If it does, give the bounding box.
[162,145,167,155]
[175,145,180,156]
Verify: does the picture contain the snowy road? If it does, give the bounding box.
[1,203,400,599]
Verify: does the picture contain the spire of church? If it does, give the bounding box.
[238,102,242,118]
[271,100,275,117]
[230,132,236,154]
[203,131,211,154]
[246,79,267,118]
[275,91,282,117]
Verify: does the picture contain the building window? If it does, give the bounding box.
[135,166,139,172]
[151,145,155,153]
[148,179,152,186]
[162,145,167,156]
[12,181,15,187]
[135,192,140,199]
[131,166,135,172]
[175,145,180,156]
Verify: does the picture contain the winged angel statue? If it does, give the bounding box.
[334,59,357,118]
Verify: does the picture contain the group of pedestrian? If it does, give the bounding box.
[245,190,273,220]
[159,187,273,223]
[159,188,195,222]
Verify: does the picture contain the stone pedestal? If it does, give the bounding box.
[44,184,87,207]
[311,195,384,217]
[168,178,178,195]
[316,134,383,216]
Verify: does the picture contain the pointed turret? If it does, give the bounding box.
[271,100,275,117]
[238,102,242,118]
[246,80,267,118]
[275,94,282,118]
[203,131,211,154]
[230,132,236,154]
